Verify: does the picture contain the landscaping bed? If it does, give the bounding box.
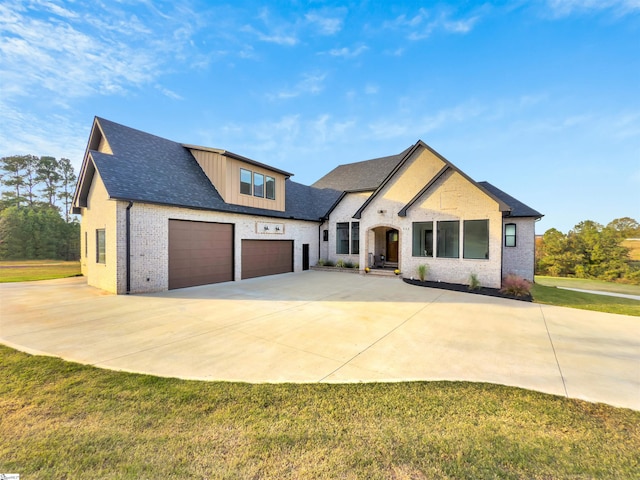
[403,278,533,302]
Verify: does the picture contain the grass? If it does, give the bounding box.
[535,275,640,296]
[532,283,640,316]
[1,345,639,479]
[0,260,81,282]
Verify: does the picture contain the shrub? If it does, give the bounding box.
[417,264,428,282]
[335,259,345,268]
[468,273,481,291]
[324,260,335,267]
[343,260,354,269]
[354,263,359,269]
[316,259,325,267]
[500,274,531,297]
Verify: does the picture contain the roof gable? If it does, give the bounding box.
[73,117,341,221]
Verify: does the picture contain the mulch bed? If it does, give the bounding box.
[403,278,533,302]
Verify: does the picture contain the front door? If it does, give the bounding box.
[386,230,399,262]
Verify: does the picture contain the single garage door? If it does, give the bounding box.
[241,240,293,279]
[168,220,233,289]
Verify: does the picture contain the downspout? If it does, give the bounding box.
[126,202,133,294]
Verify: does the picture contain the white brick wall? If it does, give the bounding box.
[502,217,537,282]
[323,159,508,288]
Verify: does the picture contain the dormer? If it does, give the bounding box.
[185,145,292,212]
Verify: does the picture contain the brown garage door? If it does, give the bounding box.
[241,240,293,279]
[168,220,233,289]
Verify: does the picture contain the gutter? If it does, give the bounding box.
[126,201,133,294]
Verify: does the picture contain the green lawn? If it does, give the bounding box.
[535,275,640,296]
[0,260,81,282]
[1,345,639,479]
[532,276,640,316]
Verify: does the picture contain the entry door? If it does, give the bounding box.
[302,244,309,270]
[386,230,399,262]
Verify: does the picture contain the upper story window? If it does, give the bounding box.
[240,169,252,195]
[240,168,276,200]
[505,223,517,247]
[253,173,264,197]
[266,176,275,200]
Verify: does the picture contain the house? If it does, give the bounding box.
[73,117,542,294]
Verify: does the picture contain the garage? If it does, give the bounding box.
[241,240,293,279]
[168,220,234,289]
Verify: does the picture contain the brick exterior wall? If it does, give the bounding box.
[81,174,321,294]
[322,148,515,289]
[502,217,537,282]
[80,170,119,293]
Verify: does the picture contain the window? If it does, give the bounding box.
[265,176,275,200]
[505,223,516,247]
[463,220,489,259]
[412,222,433,257]
[437,221,459,258]
[253,173,264,198]
[240,169,252,195]
[323,229,328,241]
[96,229,106,264]
[336,222,349,254]
[351,222,360,254]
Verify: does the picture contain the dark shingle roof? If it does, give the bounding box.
[478,181,543,218]
[311,147,411,191]
[89,118,341,221]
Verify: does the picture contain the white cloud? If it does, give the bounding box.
[545,0,640,17]
[0,98,87,168]
[385,6,482,40]
[0,0,203,101]
[324,45,368,58]
[305,9,346,35]
[269,73,327,100]
[243,7,299,46]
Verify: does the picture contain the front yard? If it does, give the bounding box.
[1,345,638,479]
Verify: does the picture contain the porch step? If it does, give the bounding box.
[366,268,400,277]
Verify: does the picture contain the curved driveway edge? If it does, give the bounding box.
[1,272,639,411]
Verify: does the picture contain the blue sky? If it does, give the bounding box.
[1,0,638,234]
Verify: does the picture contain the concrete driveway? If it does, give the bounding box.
[1,271,639,410]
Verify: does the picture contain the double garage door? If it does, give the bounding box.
[168,220,293,289]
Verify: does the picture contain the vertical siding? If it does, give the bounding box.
[191,150,228,200]
[226,157,286,211]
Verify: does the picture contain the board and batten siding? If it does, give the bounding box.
[190,150,286,212]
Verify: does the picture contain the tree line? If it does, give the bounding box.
[0,155,80,260]
[536,217,640,285]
